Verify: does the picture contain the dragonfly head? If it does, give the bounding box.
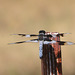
[39,30,45,34]
[39,30,46,40]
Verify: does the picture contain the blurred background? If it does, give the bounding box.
[0,0,75,75]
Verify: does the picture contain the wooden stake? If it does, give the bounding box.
[41,32,62,75]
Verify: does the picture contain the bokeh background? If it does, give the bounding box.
[0,0,75,75]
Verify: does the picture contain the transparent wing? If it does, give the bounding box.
[57,33,71,37]
[8,39,39,45]
[11,34,52,37]
[43,40,75,45]
[11,34,39,37]
[57,41,75,45]
[11,32,71,38]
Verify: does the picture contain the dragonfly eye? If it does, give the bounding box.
[39,30,45,34]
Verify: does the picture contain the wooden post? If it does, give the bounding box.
[41,32,62,75]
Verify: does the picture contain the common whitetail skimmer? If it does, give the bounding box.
[9,30,75,59]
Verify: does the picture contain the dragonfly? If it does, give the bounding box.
[9,30,75,59]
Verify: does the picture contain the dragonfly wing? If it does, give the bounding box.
[57,33,71,37]
[11,34,38,37]
[57,41,75,45]
[63,41,75,45]
[43,40,75,45]
[11,34,53,37]
[8,39,39,45]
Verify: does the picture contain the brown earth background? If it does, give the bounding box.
[0,0,75,75]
